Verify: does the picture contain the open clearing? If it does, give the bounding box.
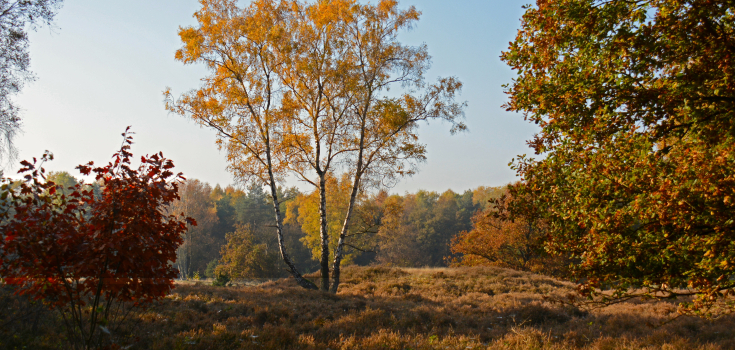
[3,266,735,349]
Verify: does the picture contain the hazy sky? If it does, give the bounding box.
[13,0,537,194]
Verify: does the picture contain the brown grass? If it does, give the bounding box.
[2,266,735,349]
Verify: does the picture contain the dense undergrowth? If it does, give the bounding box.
[2,266,735,349]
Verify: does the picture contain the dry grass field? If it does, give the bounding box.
[2,266,735,349]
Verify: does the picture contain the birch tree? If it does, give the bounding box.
[168,0,466,292]
[165,0,317,289]
[169,179,219,279]
[0,0,64,163]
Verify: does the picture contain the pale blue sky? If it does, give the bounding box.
[13,0,536,194]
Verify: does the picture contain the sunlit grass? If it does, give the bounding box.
[3,266,735,349]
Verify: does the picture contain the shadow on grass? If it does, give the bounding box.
[3,266,735,349]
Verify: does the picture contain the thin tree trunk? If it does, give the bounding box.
[265,144,317,290]
[329,174,360,293]
[184,235,190,279]
[330,111,368,293]
[318,174,330,291]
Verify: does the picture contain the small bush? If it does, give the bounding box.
[211,273,231,287]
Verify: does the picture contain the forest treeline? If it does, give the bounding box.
[171,177,507,279]
[2,3,733,348]
[46,169,510,280]
[44,171,542,281]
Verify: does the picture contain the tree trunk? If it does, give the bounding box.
[265,138,317,289]
[318,174,330,291]
[329,177,359,293]
[267,179,317,290]
[330,110,367,293]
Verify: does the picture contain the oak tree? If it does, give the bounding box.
[503,0,735,316]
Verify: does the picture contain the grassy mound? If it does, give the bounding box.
[3,266,735,349]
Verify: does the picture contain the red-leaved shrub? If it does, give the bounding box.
[0,128,194,349]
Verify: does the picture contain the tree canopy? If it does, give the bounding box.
[502,0,735,316]
[167,0,465,292]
